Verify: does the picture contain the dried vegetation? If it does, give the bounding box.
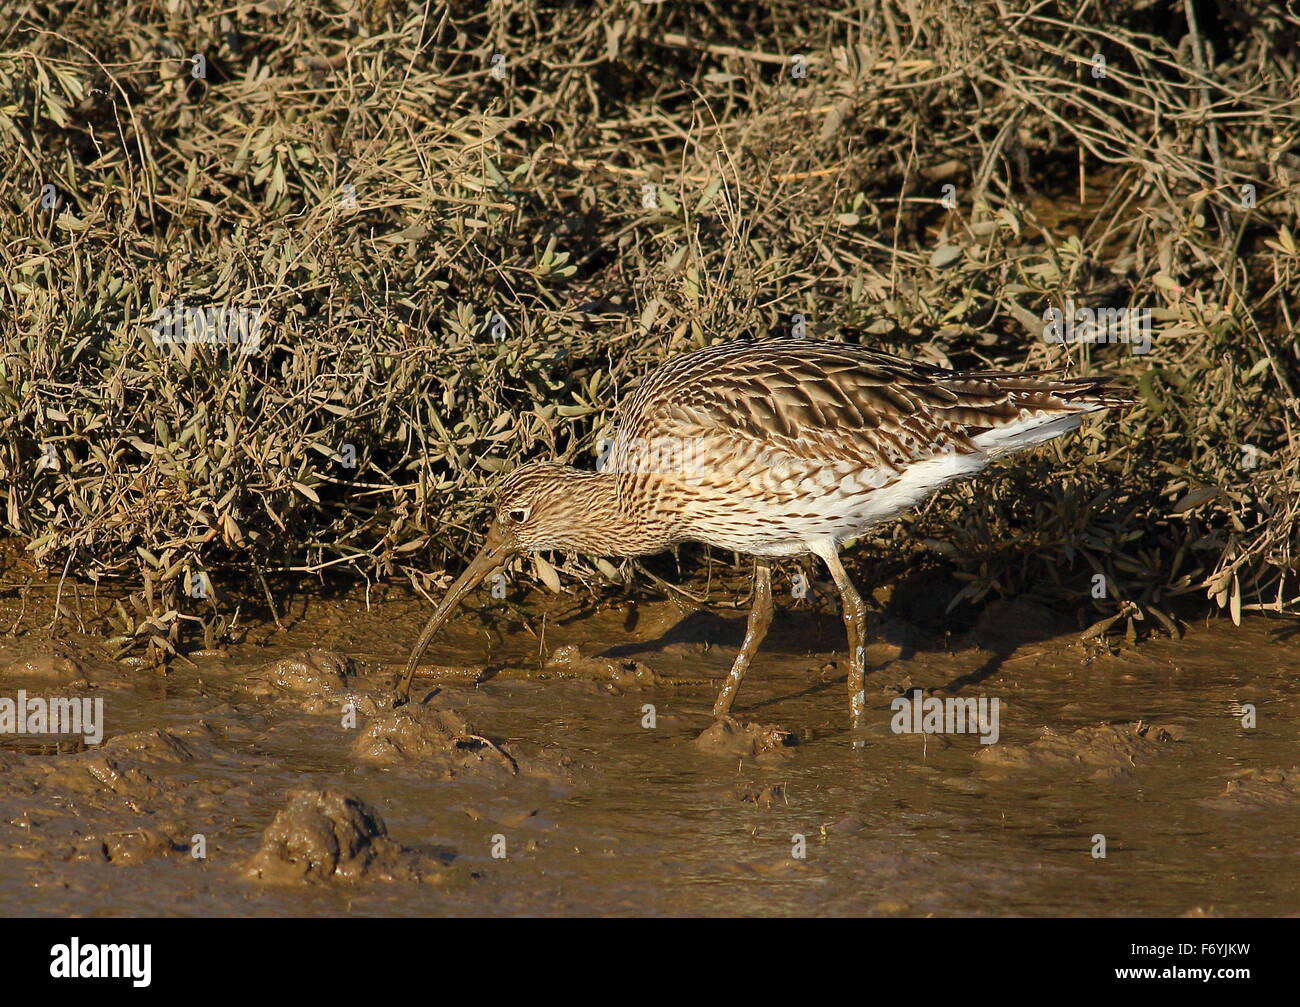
[1,0,1297,657]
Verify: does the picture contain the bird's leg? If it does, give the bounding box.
[710,559,773,720]
[819,549,869,736]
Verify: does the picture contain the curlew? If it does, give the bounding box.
[396,337,1127,732]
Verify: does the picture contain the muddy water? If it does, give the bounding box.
[0,583,1296,917]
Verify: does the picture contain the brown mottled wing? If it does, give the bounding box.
[618,338,1121,474]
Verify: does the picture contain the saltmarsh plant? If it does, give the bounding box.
[0,0,1296,661]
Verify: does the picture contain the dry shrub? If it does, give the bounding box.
[0,0,1296,657]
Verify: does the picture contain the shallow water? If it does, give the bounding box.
[0,583,1296,917]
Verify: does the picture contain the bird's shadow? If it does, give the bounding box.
[597,593,1074,702]
[601,607,892,659]
[601,608,751,655]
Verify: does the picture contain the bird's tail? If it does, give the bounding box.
[946,369,1132,458]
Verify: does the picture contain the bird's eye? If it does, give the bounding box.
[508,508,529,523]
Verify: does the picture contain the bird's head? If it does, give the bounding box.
[395,461,618,703]
[487,461,596,553]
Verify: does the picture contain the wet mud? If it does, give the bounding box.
[0,582,1297,916]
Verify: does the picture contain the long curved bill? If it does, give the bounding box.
[396,530,513,704]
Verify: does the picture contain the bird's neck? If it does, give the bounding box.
[548,469,674,557]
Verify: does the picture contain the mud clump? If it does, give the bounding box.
[0,725,229,867]
[30,727,200,801]
[694,718,797,759]
[976,721,1181,780]
[1204,767,1300,811]
[245,649,356,696]
[543,644,662,686]
[1,652,88,682]
[99,727,198,765]
[737,784,787,808]
[244,788,448,885]
[351,706,519,778]
[73,828,187,865]
[240,649,361,713]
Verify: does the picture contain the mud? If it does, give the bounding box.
[0,581,1297,916]
[244,789,452,886]
[693,717,799,759]
[974,721,1183,781]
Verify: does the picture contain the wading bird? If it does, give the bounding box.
[397,337,1125,732]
